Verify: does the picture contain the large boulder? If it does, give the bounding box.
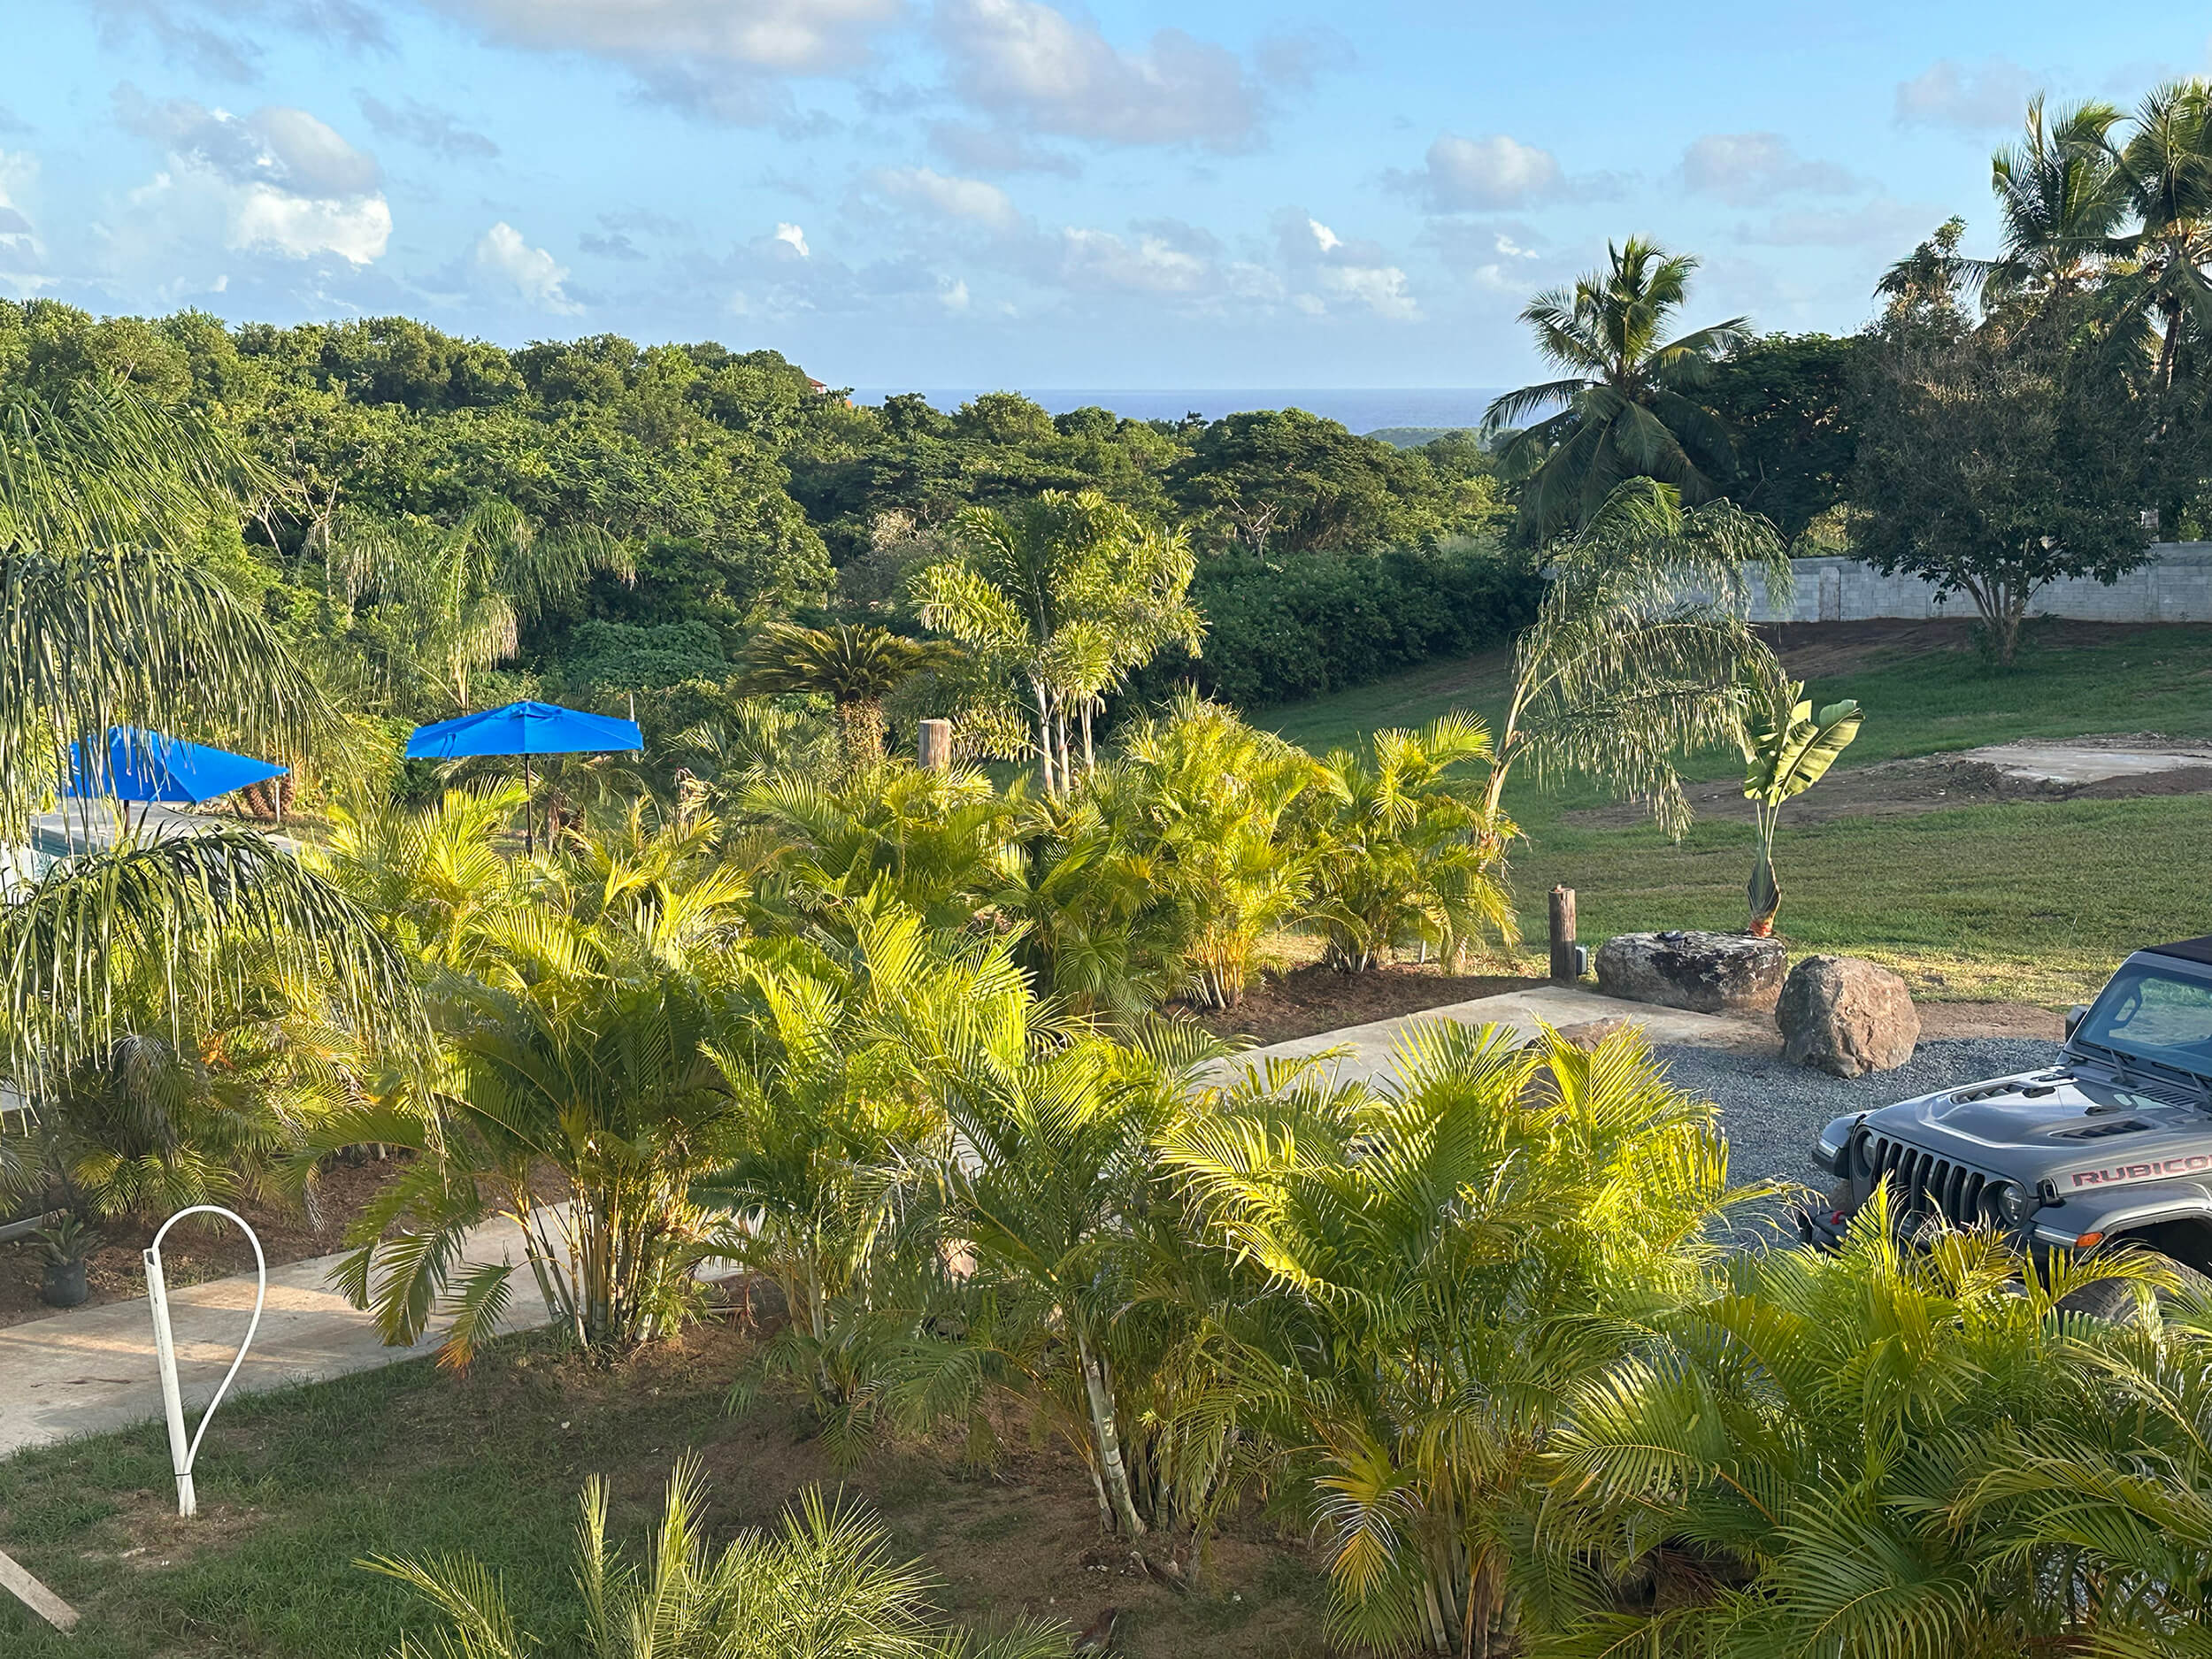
[1594,931,1789,1014]
[1777,955,1919,1077]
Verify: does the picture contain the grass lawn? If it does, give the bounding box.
[0,1313,1325,1659]
[1261,620,2212,1005]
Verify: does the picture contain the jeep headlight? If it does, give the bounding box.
[1985,1180,2035,1225]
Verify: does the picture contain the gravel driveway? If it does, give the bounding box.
[1653,1037,2065,1196]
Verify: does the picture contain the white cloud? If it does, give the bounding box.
[1319,261,1417,320]
[774,221,810,256]
[1678,132,1860,204]
[934,0,1263,149]
[926,121,1081,176]
[1059,226,1210,294]
[118,94,391,264]
[0,151,50,295]
[941,277,971,310]
[421,0,901,75]
[475,221,582,311]
[1391,132,1563,211]
[1308,217,1341,253]
[869,166,1019,230]
[85,0,389,82]
[1895,57,2040,132]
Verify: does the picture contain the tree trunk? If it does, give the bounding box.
[1077,1330,1147,1538]
[1747,809,1781,936]
[1033,681,1058,797]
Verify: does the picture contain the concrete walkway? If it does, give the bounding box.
[1,987,1749,1462]
[1210,983,1770,1088]
[0,1212,556,1460]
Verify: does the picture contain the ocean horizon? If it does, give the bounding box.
[843,387,1509,435]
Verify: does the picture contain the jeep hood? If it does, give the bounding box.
[1860,1067,2212,1191]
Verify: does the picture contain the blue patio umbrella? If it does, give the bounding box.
[404,700,642,853]
[65,726,288,807]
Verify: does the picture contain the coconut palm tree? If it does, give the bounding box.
[1986,96,2130,304]
[1480,479,1790,841]
[365,1457,1066,1659]
[2110,80,2212,394]
[912,491,1203,796]
[1306,711,1517,972]
[739,621,958,768]
[1484,238,1752,540]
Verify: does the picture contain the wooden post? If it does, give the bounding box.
[1548,886,1578,981]
[918,718,953,772]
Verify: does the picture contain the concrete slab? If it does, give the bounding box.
[1206,984,1769,1090]
[1,1212,558,1460]
[1959,741,2212,785]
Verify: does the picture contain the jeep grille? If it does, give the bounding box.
[1859,1133,1993,1229]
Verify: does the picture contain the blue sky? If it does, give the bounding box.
[4,2,2208,390]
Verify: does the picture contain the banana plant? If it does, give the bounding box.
[1739,671,1863,937]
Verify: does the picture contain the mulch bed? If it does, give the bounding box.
[0,1152,412,1329]
[1189,961,1546,1048]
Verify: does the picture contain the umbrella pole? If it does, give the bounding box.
[523,753,534,856]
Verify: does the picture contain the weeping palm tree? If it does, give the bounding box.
[739,621,957,767]
[1484,238,1752,540]
[0,384,411,1097]
[1480,479,1791,840]
[321,496,630,715]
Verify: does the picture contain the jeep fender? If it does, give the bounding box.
[2034,1179,2212,1250]
[1815,1113,1864,1177]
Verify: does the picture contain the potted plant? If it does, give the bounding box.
[33,1214,100,1309]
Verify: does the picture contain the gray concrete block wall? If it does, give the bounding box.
[1745,544,2212,625]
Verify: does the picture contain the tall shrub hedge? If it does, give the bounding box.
[1133,540,1540,710]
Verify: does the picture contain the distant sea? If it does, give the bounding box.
[843,387,1509,436]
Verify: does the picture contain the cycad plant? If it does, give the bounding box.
[1484,238,1751,539]
[1162,1022,1747,1654]
[1736,669,1863,936]
[1307,712,1517,972]
[1480,479,1790,841]
[739,621,957,768]
[365,1456,1065,1659]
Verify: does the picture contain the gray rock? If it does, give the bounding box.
[1594,930,1789,1014]
[1776,955,1919,1077]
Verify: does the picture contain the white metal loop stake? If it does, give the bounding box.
[143,1205,266,1518]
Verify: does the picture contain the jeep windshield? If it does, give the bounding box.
[2074,962,2212,1084]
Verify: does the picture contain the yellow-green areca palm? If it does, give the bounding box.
[1164,1022,1747,1655]
[1486,237,1751,540]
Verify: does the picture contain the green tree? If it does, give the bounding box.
[912,490,1202,796]
[1701,334,1861,546]
[1486,238,1751,540]
[1163,1022,1745,1653]
[1853,225,2153,664]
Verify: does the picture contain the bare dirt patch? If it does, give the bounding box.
[0,1153,411,1329]
[1189,962,1545,1047]
[1567,733,2212,832]
[1916,1001,2067,1041]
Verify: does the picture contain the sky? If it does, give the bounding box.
[4,2,2209,392]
